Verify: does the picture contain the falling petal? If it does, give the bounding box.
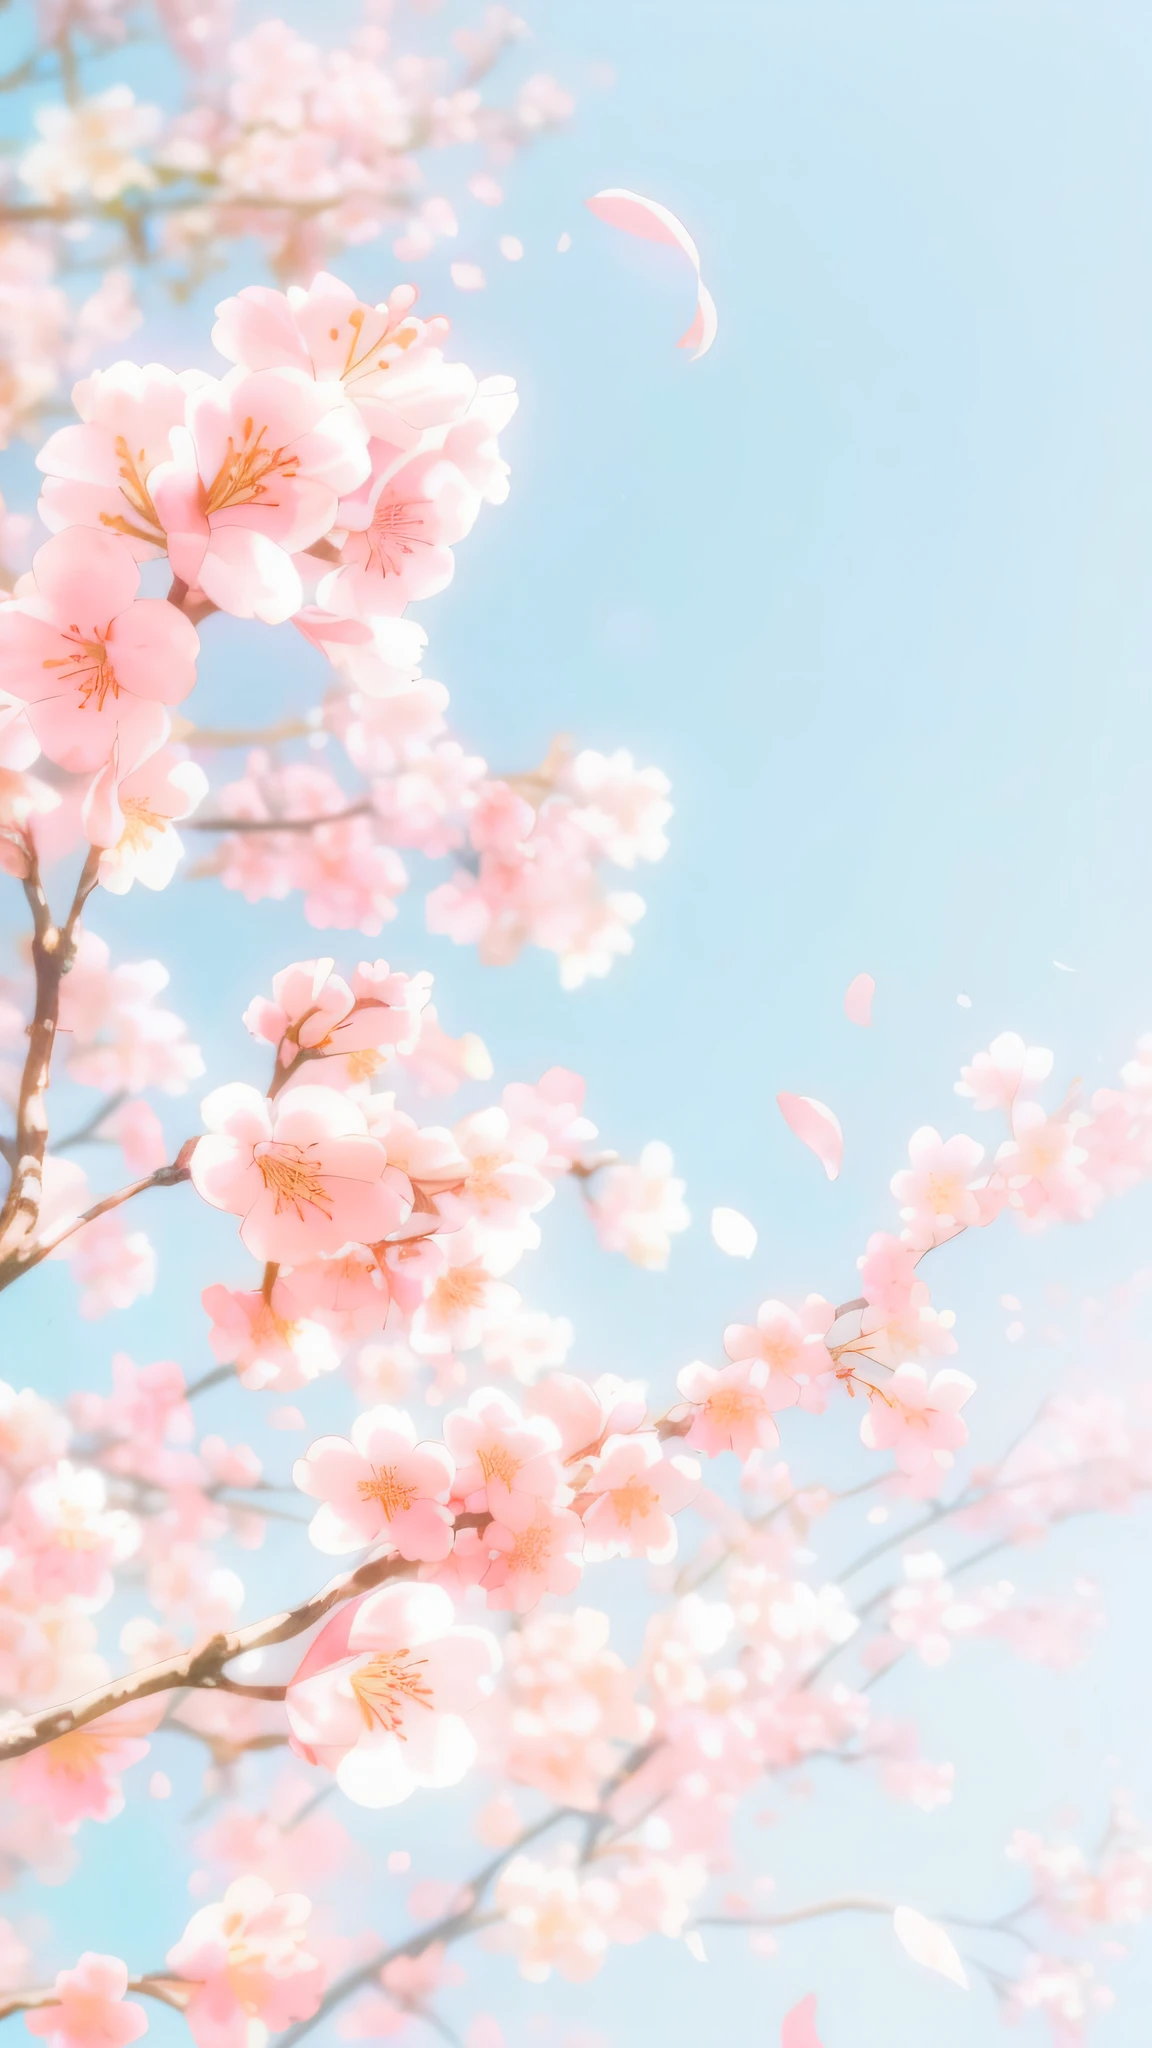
[1053,960,1077,972]
[711,1206,757,1257]
[683,1929,708,1962]
[556,231,572,252]
[893,1907,968,1989]
[844,972,875,1027]
[782,1997,823,2048]
[450,262,486,291]
[777,1092,843,1181]
[585,187,718,359]
[499,235,524,261]
[956,994,972,1008]
[468,174,504,206]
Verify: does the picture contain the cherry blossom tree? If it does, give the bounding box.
[0,8,1148,2048]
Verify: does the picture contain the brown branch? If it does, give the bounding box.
[52,1089,129,1153]
[178,717,313,749]
[0,1979,190,2024]
[277,1808,575,2048]
[184,1363,236,1401]
[0,1546,421,1761]
[188,802,370,835]
[0,846,101,1261]
[0,1150,195,1294]
[698,1897,896,1931]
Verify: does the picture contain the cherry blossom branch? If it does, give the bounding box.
[276,1808,581,2048]
[188,802,371,834]
[183,1363,235,1401]
[180,717,313,749]
[0,1981,189,2024]
[160,1719,289,1769]
[698,1899,1035,1947]
[699,1897,896,1929]
[0,844,101,1261]
[0,1532,484,1759]
[0,1149,195,1293]
[51,1090,129,1153]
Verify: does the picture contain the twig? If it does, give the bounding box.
[0,846,100,1260]
[0,1152,195,1293]
[184,1363,236,1401]
[0,1546,421,1761]
[188,802,370,835]
[179,717,313,749]
[52,1090,129,1153]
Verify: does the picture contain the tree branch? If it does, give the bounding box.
[0,845,100,1260]
[51,1090,129,1153]
[0,1152,194,1294]
[188,802,370,835]
[179,717,313,749]
[0,1545,423,1761]
[276,1807,576,2048]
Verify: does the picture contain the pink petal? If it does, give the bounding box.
[782,1996,823,2048]
[585,188,718,360]
[777,1092,844,1181]
[33,526,140,623]
[844,972,875,1027]
[678,280,718,360]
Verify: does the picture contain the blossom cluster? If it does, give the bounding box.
[0,20,1145,2040]
[0,2,572,446]
[0,262,670,983]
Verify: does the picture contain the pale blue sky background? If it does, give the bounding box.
[5,1,1152,2043]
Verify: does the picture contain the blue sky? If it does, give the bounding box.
[6,0,1152,2042]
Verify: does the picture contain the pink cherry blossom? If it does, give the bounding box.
[243,957,428,1077]
[293,1406,454,1558]
[955,1030,1054,1112]
[201,1280,341,1391]
[441,1387,562,1517]
[501,1067,596,1174]
[57,931,204,1097]
[13,1699,160,1827]
[890,1126,986,1249]
[166,1877,323,2048]
[524,1371,645,1459]
[5,1459,137,1602]
[482,1494,585,1612]
[0,528,198,771]
[995,1102,1092,1224]
[61,1211,156,1320]
[322,444,481,618]
[24,1955,148,2048]
[409,1247,521,1357]
[677,1358,793,1462]
[285,1581,498,1806]
[586,1142,689,1268]
[490,1858,617,1982]
[211,275,477,447]
[190,1083,412,1263]
[36,359,205,558]
[723,1297,835,1413]
[148,368,368,622]
[579,1434,699,1563]
[84,744,207,893]
[859,1363,976,1474]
